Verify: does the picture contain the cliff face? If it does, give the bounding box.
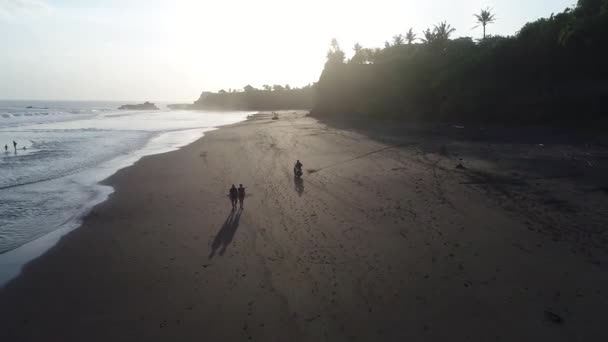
[193,92,213,107]
[118,102,159,110]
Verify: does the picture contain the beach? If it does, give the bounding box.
[0,101,251,263]
[1,111,607,341]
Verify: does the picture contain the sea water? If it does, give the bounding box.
[0,100,251,285]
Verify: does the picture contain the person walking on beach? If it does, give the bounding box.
[229,184,238,210]
[4,144,7,152]
[13,140,17,152]
[237,184,246,209]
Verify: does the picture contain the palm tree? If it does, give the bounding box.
[421,28,437,44]
[434,21,456,41]
[392,34,405,46]
[474,8,496,40]
[405,28,417,45]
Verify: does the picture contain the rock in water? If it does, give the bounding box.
[118,102,159,110]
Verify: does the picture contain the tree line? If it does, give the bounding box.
[191,84,315,110]
[312,0,608,124]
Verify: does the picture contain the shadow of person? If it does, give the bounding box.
[209,209,242,259]
[294,177,304,196]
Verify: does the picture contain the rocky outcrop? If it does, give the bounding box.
[118,102,159,110]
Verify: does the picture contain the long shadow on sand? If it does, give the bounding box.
[294,177,304,196]
[209,209,242,259]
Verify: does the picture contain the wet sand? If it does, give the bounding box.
[1,111,607,341]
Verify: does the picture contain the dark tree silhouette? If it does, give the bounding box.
[392,34,405,46]
[434,21,456,42]
[474,8,497,39]
[191,0,608,122]
[405,28,417,45]
[421,28,437,44]
[350,43,367,64]
[311,0,608,125]
[192,84,315,110]
[326,38,345,65]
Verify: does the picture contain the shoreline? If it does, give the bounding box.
[0,116,252,286]
[1,111,607,341]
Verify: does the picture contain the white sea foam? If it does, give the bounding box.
[0,101,251,285]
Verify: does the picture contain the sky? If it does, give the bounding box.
[0,0,576,102]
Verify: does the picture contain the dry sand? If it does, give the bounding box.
[1,111,607,341]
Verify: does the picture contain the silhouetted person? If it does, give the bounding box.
[4,144,7,152]
[294,159,304,178]
[237,184,246,209]
[229,184,238,210]
[13,141,17,152]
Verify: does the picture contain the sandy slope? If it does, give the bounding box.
[1,111,607,341]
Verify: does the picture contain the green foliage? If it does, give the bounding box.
[405,28,417,45]
[434,21,456,42]
[326,38,346,66]
[474,8,497,39]
[312,0,608,124]
[349,43,367,64]
[193,84,315,110]
[421,28,437,44]
[392,34,405,46]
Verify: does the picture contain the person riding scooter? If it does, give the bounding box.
[294,160,303,178]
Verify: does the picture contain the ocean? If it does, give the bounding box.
[0,100,251,284]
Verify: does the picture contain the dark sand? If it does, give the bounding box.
[1,111,608,341]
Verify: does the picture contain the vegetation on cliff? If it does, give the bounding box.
[311,0,608,124]
[191,84,314,110]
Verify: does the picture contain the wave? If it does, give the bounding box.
[0,166,92,191]
[0,109,252,284]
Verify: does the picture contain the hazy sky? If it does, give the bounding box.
[0,0,575,102]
